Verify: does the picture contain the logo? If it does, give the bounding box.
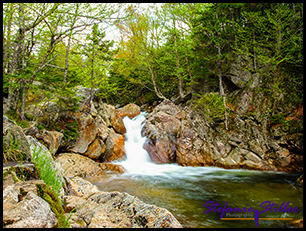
[203,201,299,226]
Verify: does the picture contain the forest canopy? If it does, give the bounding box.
[3,3,303,118]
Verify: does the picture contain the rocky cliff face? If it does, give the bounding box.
[141,99,303,173]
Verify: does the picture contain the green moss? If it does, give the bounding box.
[19,188,28,197]
[36,184,70,228]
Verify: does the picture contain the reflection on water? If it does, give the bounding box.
[86,167,303,228]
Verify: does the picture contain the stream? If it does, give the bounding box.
[86,112,303,228]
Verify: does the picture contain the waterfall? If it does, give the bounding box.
[118,112,161,174]
[118,112,231,176]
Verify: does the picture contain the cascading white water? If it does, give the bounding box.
[118,112,164,174]
[118,112,228,175]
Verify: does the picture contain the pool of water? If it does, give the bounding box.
[86,166,303,228]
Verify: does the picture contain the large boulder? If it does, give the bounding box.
[35,130,64,155]
[63,177,182,228]
[55,153,103,178]
[3,115,31,162]
[3,182,57,228]
[106,104,126,134]
[62,100,128,163]
[141,100,183,164]
[102,129,126,162]
[71,113,99,154]
[116,103,141,119]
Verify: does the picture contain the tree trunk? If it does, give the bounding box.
[63,39,70,82]
[145,52,167,100]
[4,4,26,114]
[217,45,228,130]
[174,33,185,99]
[20,78,26,120]
[63,3,79,82]
[90,52,94,103]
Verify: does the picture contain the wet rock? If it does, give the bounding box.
[141,97,303,173]
[55,153,103,178]
[116,103,141,119]
[99,163,126,173]
[102,129,126,162]
[141,100,182,164]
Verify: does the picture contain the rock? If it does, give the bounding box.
[23,121,39,137]
[116,103,141,119]
[102,129,126,162]
[99,163,126,173]
[140,98,303,173]
[3,115,31,162]
[35,130,64,155]
[64,175,100,197]
[24,104,44,118]
[83,138,106,160]
[141,100,182,164]
[71,113,98,154]
[55,153,103,178]
[3,184,57,228]
[106,104,126,134]
[63,177,182,228]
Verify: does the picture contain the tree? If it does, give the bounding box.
[192,3,235,129]
[233,3,303,110]
[4,3,60,115]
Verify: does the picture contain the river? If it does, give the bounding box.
[86,112,303,228]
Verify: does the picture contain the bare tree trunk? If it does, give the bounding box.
[63,3,79,82]
[5,3,60,115]
[63,39,70,82]
[174,33,185,99]
[217,45,228,130]
[90,51,94,103]
[145,54,167,100]
[20,78,26,120]
[4,4,26,114]
[3,3,15,73]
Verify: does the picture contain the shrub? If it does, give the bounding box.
[193,92,227,121]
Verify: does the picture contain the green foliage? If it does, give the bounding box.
[31,146,63,194]
[193,92,227,121]
[63,120,79,140]
[3,131,28,163]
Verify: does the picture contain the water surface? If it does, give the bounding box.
[87,112,303,228]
